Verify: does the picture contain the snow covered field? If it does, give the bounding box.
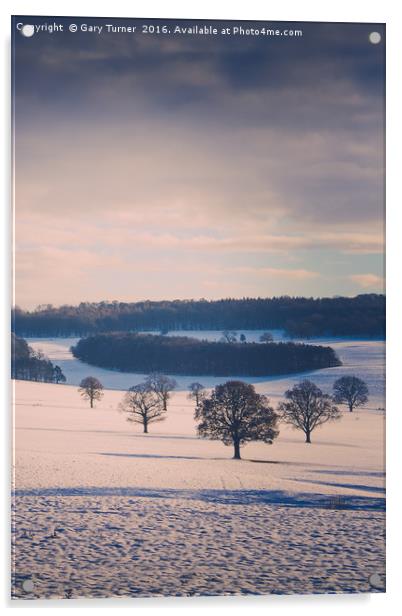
[12,333,385,599]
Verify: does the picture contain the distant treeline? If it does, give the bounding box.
[12,294,385,339]
[71,333,341,377]
[12,333,66,383]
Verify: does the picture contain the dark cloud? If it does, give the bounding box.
[12,16,385,306]
[13,17,385,111]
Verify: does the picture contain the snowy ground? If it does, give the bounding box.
[13,495,385,599]
[12,360,385,598]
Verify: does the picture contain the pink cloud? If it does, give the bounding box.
[349,273,384,288]
[233,266,320,280]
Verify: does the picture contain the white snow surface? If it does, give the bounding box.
[14,380,384,493]
[13,332,385,598]
[12,366,385,598]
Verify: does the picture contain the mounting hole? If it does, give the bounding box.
[21,24,35,37]
[368,572,384,590]
[369,32,381,45]
[22,579,34,592]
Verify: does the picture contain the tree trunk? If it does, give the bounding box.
[233,440,241,459]
[305,430,311,444]
[143,421,148,434]
[349,403,353,412]
[90,397,93,408]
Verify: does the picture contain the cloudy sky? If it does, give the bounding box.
[13,17,385,309]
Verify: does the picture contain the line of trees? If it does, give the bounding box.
[78,372,369,459]
[195,376,370,455]
[78,372,177,432]
[71,332,341,377]
[12,294,385,338]
[11,333,66,384]
[220,331,274,343]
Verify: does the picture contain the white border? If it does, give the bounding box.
[0,0,396,22]
[2,1,401,613]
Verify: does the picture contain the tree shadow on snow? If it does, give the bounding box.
[97,452,205,460]
[312,469,385,478]
[291,478,385,494]
[13,486,385,511]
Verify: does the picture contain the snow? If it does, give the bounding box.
[12,371,385,598]
[14,381,384,491]
[13,495,385,598]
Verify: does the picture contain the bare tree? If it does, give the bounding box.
[53,365,66,384]
[145,373,177,411]
[188,382,206,408]
[119,383,165,433]
[195,380,279,459]
[333,376,369,412]
[259,332,274,343]
[78,376,104,408]
[220,330,238,343]
[278,380,341,443]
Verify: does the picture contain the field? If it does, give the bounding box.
[12,334,385,598]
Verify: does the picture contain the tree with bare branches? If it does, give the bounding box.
[144,373,177,411]
[119,383,165,433]
[220,330,238,343]
[188,382,206,409]
[78,376,104,408]
[259,332,274,343]
[195,380,279,459]
[333,376,369,412]
[278,380,341,443]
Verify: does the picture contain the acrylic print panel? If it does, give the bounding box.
[11,15,385,599]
